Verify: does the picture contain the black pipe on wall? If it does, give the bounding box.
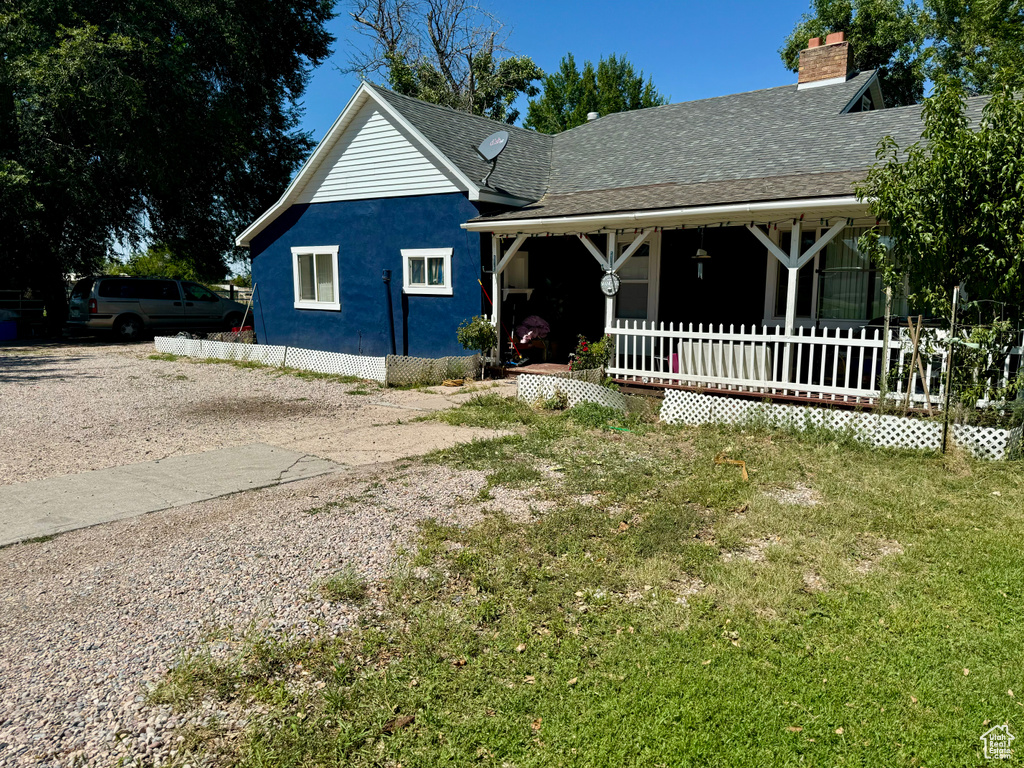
[382,269,397,355]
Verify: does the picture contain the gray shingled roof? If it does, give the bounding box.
[547,71,885,194]
[370,74,987,221]
[369,84,552,201]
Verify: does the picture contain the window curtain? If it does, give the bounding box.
[315,252,334,302]
[427,257,444,286]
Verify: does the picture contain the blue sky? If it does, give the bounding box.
[298,0,816,140]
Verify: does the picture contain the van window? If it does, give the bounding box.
[98,279,141,299]
[182,283,220,302]
[139,280,180,300]
[70,279,94,300]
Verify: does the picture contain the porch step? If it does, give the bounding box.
[502,363,571,378]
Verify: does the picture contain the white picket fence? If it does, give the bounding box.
[606,321,1024,408]
[660,389,1022,461]
[153,336,387,383]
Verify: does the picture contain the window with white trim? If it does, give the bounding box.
[614,233,660,322]
[292,246,340,310]
[764,226,907,326]
[402,248,453,296]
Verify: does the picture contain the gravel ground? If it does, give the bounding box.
[0,340,526,766]
[0,461,551,767]
[0,343,513,485]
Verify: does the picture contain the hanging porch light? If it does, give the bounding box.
[693,226,711,279]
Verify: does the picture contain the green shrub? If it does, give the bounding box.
[569,334,613,371]
[457,316,498,356]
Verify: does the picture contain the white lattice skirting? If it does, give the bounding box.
[660,389,1022,461]
[516,374,628,411]
[153,337,387,383]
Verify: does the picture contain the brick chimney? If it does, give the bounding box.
[798,31,854,88]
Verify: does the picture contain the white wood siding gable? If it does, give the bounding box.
[295,106,460,204]
[237,83,487,247]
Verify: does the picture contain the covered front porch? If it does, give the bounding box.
[467,197,932,406]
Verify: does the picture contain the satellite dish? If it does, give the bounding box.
[477,131,509,187]
[477,131,509,161]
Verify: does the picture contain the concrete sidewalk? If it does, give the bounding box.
[0,444,337,546]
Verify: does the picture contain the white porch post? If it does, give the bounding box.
[781,220,801,383]
[490,233,528,360]
[747,218,848,386]
[490,234,501,359]
[605,234,616,329]
[784,219,801,336]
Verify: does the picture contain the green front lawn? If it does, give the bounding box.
[157,396,1024,767]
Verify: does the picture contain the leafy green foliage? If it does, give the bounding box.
[456,315,498,356]
[386,48,542,124]
[0,0,335,318]
[568,333,613,371]
[524,53,668,134]
[779,0,926,107]
[105,243,198,280]
[949,320,1024,416]
[857,80,1024,321]
[927,0,1024,94]
[781,0,1024,106]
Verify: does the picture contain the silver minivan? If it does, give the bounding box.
[66,276,248,341]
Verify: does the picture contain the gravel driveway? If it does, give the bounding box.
[0,340,522,766]
[0,343,512,485]
[0,462,535,767]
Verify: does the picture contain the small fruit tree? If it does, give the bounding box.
[457,316,498,379]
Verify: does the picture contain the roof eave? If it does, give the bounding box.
[235,83,376,248]
[461,195,870,234]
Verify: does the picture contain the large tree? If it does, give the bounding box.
[347,0,542,123]
[928,0,1024,94]
[780,0,926,107]
[781,0,1024,106]
[523,53,668,134]
[857,79,1024,320]
[0,0,334,322]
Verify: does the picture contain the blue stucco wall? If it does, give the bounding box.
[249,193,484,358]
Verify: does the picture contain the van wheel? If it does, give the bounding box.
[113,315,144,342]
[224,312,243,331]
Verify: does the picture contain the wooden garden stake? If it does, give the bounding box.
[902,315,932,414]
[909,316,933,415]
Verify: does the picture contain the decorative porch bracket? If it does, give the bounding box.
[611,229,653,272]
[746,218,849,381]
[745,219,847,271]
[577,230,654,273]
[494,233,529,276]
[577,234,609,269]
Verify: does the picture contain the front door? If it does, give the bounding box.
[615,232,660,323]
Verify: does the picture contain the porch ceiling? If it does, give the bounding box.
[462,194,871,235]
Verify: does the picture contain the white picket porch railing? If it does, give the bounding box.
[606,321,1023,407]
